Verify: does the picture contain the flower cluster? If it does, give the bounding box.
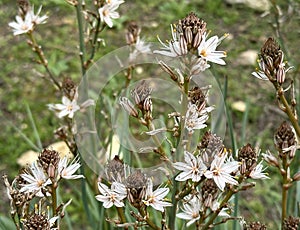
[19,149,84,196]
[252,37,292,84]
[174,148,239,191]
[96,157,172,213]
[119,80,153,120]
[9,4,48,36]
[154,12,227,73]
[3,148,82,229]
[47,79,94,119]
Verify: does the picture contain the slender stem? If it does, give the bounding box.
[146,119,169,161]
[138,207,160,230]
[75,1,86,76]
[202,176,244,230]
[169,78,190,230]
[85,18,104,69]
[281,155,288,225]
[116,207,128,230]
[276,86,300,138]
[27,32,61,90]
[51,182,58,218]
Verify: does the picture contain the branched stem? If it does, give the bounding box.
[138,207,160,230]
[27,33,61,90]
[202,176,244,230]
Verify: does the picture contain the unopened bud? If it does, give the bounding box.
[293,171,300,181]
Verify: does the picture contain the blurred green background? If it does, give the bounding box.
[1,0,300,229]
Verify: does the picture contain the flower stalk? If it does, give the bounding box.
[27,32,61,90]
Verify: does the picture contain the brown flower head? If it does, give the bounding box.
[38,149,60,178]
[131,80,152,113]
[62,77,77,100]
[188,86,206,110]
[259,37,288,83]
[238,144,257,176]
[274,121,297,158]
[177,12,207,51]
[125,170,147,207]
[23,213,50,230]
[201,179,219,208]
[126,21,141,45]
[283,216,300,230]
[17,0,30,19]
[244,221,267,230]
[198,131,224,167]
[105,155,126,182]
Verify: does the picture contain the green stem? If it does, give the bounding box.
[75,1,86,76]
[51,183,57,217]
[138,207,160,230]
[27,33,61,90]
[281,155,288,225]
[116,207,128,230]
[202,176,244,230]
[169,78,190,230]
[277,86,300,138]
[85,18,104,69]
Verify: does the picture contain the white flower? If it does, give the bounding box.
[57,156,84,180]
[184,103,209,134]
[9,13,34,36]
[48,96,80,118]
[154,24,188,57]
[190,56,211,74]
[95,182,127,208]
[198,33,227,65]
[29,6,48,25]
[48,88,94,119]
[99,1,124,28]
[204,154,240,191]
[8,5,48,36]
[249,161,269,179]
[19,162,52,195]
[129,38,152,62]
[143,179,172,212]
[176,196,202,227]
[173,151,207,182]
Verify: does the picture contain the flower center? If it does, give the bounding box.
[213,167,221,176]
[192,212,199,219]
[66,104,73,111]
[200,49,207,57]
[103,9,109,16]
[37,179,44,187]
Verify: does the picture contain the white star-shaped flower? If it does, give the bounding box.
[57,156,84,180]
[9,13,34,36]
[198,33,227,65]
[176,196,202,227]
[173,151,207,182]
[98,2,123,28]
[204,154,239,191]
[249,161,269,179]
[29,6,48,25]
[143,179,172,212]
[48,96,80,119]
[95,182,127,208]
[19,162,52,195]
[184,103,209,134]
